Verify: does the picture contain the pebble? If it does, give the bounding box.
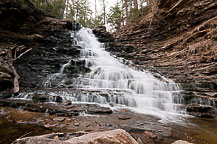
[53,117,65,122]
[74,122,80,126]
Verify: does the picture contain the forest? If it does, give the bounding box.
[30,0,157,31]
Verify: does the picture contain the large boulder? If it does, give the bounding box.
[65,129,138,144]
[14,129,138,144]
[171,140,193,144]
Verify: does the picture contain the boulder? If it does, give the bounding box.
[14,129,138,144]
[171,140,193,144]
[65,129,138,144]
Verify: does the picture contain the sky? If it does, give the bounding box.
[90,0,117,17]
[89,0,119,31]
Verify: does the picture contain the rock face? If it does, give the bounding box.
[93,26,114,43]
[114,0,217,84]
[65,129,138,144]
[186,104,217,118]
[0,0,75,92]
[112,0,217,105]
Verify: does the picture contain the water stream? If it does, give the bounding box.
[39,28,187,122]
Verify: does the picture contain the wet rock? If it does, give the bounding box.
[0,99,78,116]
[53,117,65,122]
[71,22,82,32]
[73,122,80,126]
[13,32,83,88]
[0,99,113,116]
[64,100,72,106]
[144,131,157,139]
[187,104,217,118]
[55,96,63,103]
[109,102,115,107]
[171,140,193,144]
[85,104,113,115]
[60,19,77,30]
[65,129,138,144]
[0,90,12,99]
[32,94,48,102]
[118,116,131,120]
[32,94,63,103]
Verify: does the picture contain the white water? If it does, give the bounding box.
[16,28,187,122]
[63,28,186,122]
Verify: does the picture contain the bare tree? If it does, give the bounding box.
[101,0,106,25]
[95,0,97,19]
[125,0,129,24]
[133,0,138,9]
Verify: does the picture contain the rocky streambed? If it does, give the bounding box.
[1,102,217,144]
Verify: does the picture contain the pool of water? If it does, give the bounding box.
[0,115,52,144]
[172,117,217,144]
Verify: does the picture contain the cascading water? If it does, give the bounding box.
[56,28,186,121]
[15,27,187,122]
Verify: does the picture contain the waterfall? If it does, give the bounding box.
[15,27,188,122]
[65,28,185,121]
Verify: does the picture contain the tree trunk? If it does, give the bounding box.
[125,0,129,24]
[103,0,106,25]
[121,0,124,26]
[134,0,138,9]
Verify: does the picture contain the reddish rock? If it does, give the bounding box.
[65,129,138,144]
[144,131,157,139]
[171,140,193,144]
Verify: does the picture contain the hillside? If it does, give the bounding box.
[113,0,217,98]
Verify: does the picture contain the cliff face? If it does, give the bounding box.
[0,0,73,93]
[114,0,217,96]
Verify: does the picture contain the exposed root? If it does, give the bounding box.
[0,44,32,94]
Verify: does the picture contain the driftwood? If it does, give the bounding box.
[1,44,32,94]
[8,61,20,94]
